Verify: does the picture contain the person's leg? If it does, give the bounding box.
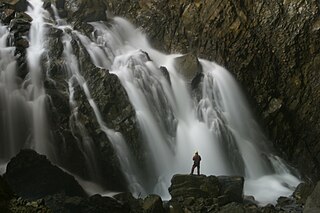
[190,164,195,175]
[197,165,200,175]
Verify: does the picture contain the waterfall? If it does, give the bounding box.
[0,0,300,205]
[79,17,300,203]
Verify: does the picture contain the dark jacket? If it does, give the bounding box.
[193,154,201,166]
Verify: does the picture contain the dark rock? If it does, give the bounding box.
[63,0,108,22]
[9,17,31,34]
[169,174,220,201]
[42,0,51,10]
[3,149,86,199]
[45,193,129,213]
[15,37,28,49]
[217,176,244,203]
[218,202,246,213]
[160,66,171,85]
[82,194,129,213]
[168,174,243,212]
[304,181,320,213]
[0,175,13,212]
[0,175,13,201]
[113,192,143,213]
[174,53,202,84]
[0,8,15,23]
[276,196,303,212]
[54,0,64,9]
[168,202,184,213]
[143,194,164,213]
[2,0,28,12]
[8,197,51,212]
[260,204,278,213]
[293,182,314,205]
[14,11,32,22]
[243,195,257,206]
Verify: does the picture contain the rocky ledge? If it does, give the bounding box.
[1,150,320,213]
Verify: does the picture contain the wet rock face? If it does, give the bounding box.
[107,0,320,181]
[44,22,139,191]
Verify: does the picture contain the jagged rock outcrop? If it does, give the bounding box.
[107,0,320,182]
[3,149,86,199]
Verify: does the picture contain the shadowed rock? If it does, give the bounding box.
[1,0,28,12]
[3,149,86,199]
[304,181,320,213]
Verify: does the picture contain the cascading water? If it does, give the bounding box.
[78,17,300,204]
[0,0,300,205]
[0,0,53,161]
[51,6,146,195]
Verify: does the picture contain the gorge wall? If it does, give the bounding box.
[104,0,320,181]
[1,0,319,193]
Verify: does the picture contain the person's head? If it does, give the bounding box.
[195,151,198,155]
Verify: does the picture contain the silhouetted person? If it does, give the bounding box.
[190,151,201,175]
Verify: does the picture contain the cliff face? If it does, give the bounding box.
[106,0,320,180]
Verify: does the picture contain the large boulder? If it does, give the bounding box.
[3,149,86,199]
[168,174,243,211]
[143,194,165,213]
[113,192,143,213]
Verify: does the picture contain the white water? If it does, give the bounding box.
[0,0,300,205]
[25,0,53,156]
[0,0,53,160]
[77,17,300,204]
[50,8,146,195]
